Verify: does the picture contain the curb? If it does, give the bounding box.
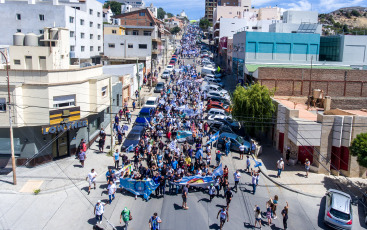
[252,156,323,199]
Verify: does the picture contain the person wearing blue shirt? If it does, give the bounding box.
[195,148,203,161]
[152,173,161,197]
[225,139,231,156]
[171,159,178,170]
[188,146,193,158]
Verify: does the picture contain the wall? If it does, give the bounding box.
[269,23,322,34]
[283,11,318,24]
[117,9,154,27]
[341,35,367,65]
[104,34,152,59]
[258,7,280,20]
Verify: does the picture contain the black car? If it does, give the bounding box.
[209,122,239,135]
[154,82,165,93]
[121,125,146,151]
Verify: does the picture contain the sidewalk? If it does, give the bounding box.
[256,145,367,198]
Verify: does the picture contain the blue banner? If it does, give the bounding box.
[177,130,192,142]
[173,164,223,188]
[119,178,159,200]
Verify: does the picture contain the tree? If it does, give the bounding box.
[167,13,174,18]
[170,26,181,35]
[351,10,361,17]
[103,1,122,15]
[343,24,349,33]
[199,18,210,30]
[232,83,275,135]
[350,133,367,168]
[157,7,166,19]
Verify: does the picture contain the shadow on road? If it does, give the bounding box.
[209,223,220,229]
[173,203,182,210]
[317,196,326,229]
[198,197,210,203]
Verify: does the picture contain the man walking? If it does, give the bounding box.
[120,207,131,230]
[107,180,117,204]
[217,207,229,230]
[148,213,162,230]
[251,170,257,195]
[114,149,121,169]
[246,156,251,172]
[182,184,189,210]
[233,170,241,193]
[208,183,216,202]
[277,158,284,178]
[94,200,105,225]
[86,169,97,195]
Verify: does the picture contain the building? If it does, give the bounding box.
[274,97,367,177]
[10,28,70,70]
[165,17,184,30]
[115,0,145,8]
[179,10,187,18]
[257,7,281,20]
[103,25,153,72]
[269,11,322,34]
[205,0,218,23]
[213,4,253,23]
[0,0,103,62]
[103,6,114,24]
[113,8,165,71]
[319,35,367,66]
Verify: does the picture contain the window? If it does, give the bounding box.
[14,60,20,65]
[90,34,93,39]
[70,46,75,51]
[39,29,44,34]
[89,21,93,27]
[108,43,115,48]
[98,46,101,51]
[101,86,108,97]
[81,33,85,39]
[16,14,21,20]
[53,95,76,108]
[90,46,93,51]
[98,35,101,40]
[128,44,133,48]
[150,22,153,26]
[39,14,44,21]
[81,46,85,52]
[143,31,151,36]
[139,44,147,49]
[0,98,6,111]
[139,12,145,16]
[80,19,84,25]
[69,16,74,23]
[17,29,21,33]
[97,12,101,17]
[70,31,74,37]
[97,24,101,29]
[89,9,93,15]
[112,30,117,34]
[133,30,139,35]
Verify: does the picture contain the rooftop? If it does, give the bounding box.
[246,64,353,73]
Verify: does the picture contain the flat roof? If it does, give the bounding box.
[246,64,353,73]
[274,97,318,121]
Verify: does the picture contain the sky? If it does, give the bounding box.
[141,0,367,20]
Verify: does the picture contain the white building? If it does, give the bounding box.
[269,11,322,34]
[103,6,114,24]
[115,0,145,8]
[0,0,103,62]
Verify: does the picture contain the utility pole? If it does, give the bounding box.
[0,50,17,185]
[136,59,141,108]
[109,76,113,153]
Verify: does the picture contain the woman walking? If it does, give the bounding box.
[254,205,262,229]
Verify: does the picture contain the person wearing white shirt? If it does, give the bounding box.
[107,180,117,204]
[94,200,106,224]
[233,170,241,193]
[86,169,97,195]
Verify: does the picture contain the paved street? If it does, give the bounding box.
[0,42,365,230]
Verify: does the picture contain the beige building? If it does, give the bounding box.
[258,7,281,20]
[274,97,367,178]
[10,28,70,70]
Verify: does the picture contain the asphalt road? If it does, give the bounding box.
[0,54,364,230]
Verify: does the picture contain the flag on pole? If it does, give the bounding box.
[145,117,151,128]
[212,163,223,178]
[169,141,176,151]
[252,159,263,168]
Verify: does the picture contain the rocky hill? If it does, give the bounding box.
[319,6,367,35]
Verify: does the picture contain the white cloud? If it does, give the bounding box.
[318,0,364,12]
[287,0,312,11]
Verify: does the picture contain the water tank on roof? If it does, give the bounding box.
[50,28,58,40]
[37,34,44,46]
[24,33,38,46]
[13,32,25,46]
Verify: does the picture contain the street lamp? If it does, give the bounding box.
[0,50,17,185]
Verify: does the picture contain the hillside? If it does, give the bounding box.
[319,6,367,35]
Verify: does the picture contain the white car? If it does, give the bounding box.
[166,65,174,71]
[207,90,230,101]
[144,97,158,108]
[203,84,224,93]
[205,78,224,88]
[162,70,170,79]
[207,108,232,119]
[204,74,221,81]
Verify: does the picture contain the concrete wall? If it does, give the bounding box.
[269,23,322,34]
[258,7,281,20]
[283,11,318,24]
[0,0,103,60]
[341,35,367,65]
[104,34,152,59]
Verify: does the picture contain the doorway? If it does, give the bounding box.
[52,131,70,159]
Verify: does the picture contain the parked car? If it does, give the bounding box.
[208,96,231,105]
[162,70,170,79]
[209,123,236,135]
[154,82,165,93]
[217,132,251,152]
[207,115,240,130]
[207,108,232,119]
[144,96,159,107]
[324,189,353,230]
[207,90,230,101]
[135,107,154,124]
[121,125,146,151]
[206,101,231,113]
[362,191,367,224]
[202,84,224,93]
[166,65,174,71]
[169,61,175,66]
[205,78,224,88]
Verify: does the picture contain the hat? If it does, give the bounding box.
[256,206,260,210]
[97,200,101,203]
[280,158,283,161]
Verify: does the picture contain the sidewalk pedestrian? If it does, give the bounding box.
[276,158,284,178]
[148,212,162,230]
[182,184,189,210]
[132,100,136,111]
[215,150,222,166]
[225,138,231,156]
[120,207,132,230]
[79,149,86,168]
[86,169,97,195]
[246,156,251,172]
[281,202,289,230]
[251,169,257,194]
[233,170,241,193]
[254,205,262,229]
[272,195,279,219]
[94,200,105,225]
[208,183,216,201]
[286,147,290,166]
[217,207,229,230]
[239,144,245,160]
[107,180,117,204]
[305,158,310,178]
[114,149,121,169]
